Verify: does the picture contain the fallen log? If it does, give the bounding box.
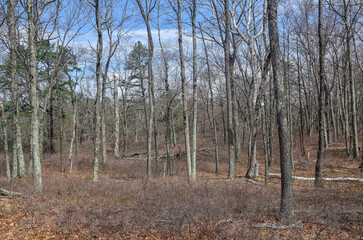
[125,148,212,160]
[268,173,363,183]
[0,188,23,197]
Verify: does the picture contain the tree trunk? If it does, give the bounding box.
[154,118,160,172]
[296,43,305,156]
[8,0,26,179]
[268,0,294,223]
[1,104,11,182]
[68,100,76,174]
[176,0,192,181]
[315,0,325,188]
[246,45,260,178]
[344,0,359,161]
[268,71,275,167]
[225,0,235,179]
[113,75,120,158]
[101,82,107,167]
[360,136,363,168]
[68,74,78,174]
[262,96,268,186]
[27,0,43,193]
[93,0,103,182]
[136,0,155,179]
[58,86,64,172]
[157,10,172,175]
[49,98,55,153]
[191,0,198,182]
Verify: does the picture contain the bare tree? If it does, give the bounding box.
[135,0,156,179]
[102,1,129,163]
[267,0,294,223]
[87,0,113,181]
[231,0,267,178]
[190,0,197,182]
[157,3,172,174]
[8,0,26,179]
[225,0,234,179]
[315,0,326,188]
[22,0,58,193]
[172,0,192,181]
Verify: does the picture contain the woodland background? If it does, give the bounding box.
[0,0,362,238]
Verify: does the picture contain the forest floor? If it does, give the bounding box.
[0,136,362,239]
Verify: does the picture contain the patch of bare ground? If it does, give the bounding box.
[0,136,361,239]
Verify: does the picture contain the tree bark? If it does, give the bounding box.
[8,0,26,179]
[92,0,103,182]
[315,0,325,188]
[27,0,43,193]
[1,104,11,182]
[136,0,155,179]
[268,0,294,223]
[343,0,359,161]
[191,0,198,182]
[113,74,120,158]
[175,0,192,181]
[296,45,305,156]
[225,0,235,179]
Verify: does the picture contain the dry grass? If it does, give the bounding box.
[0,135,362,239]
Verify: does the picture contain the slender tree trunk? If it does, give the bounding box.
[176,0,192,181]
[225,0,235,179]
[342,58,350,156]
[154,118,160,172]
[330,93,337,141]
[113,75,120,158]
[1,104,11,181]
[344,0,359,160]
[268,71,275,167]
[157,11,172,175]
[136,0,155,179]
[360,136,363,168]
[68,101,76,174]
[93,0,103,181]
[8,0,18,180]
[191,0,198,182]
[101,84,107,167]
[230,48,241,164]
[49,98,55,153]
[262,96,268,186]
[27,0,42,193]
[121,78,128,156]
[297,47,306,156]
[58,87,64,172]
[220,100,227,146]
[315,0,325,188]
[8,0,26,179]
[68,74,78,174]
[324,86,330,145]
[268,0,294,223]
